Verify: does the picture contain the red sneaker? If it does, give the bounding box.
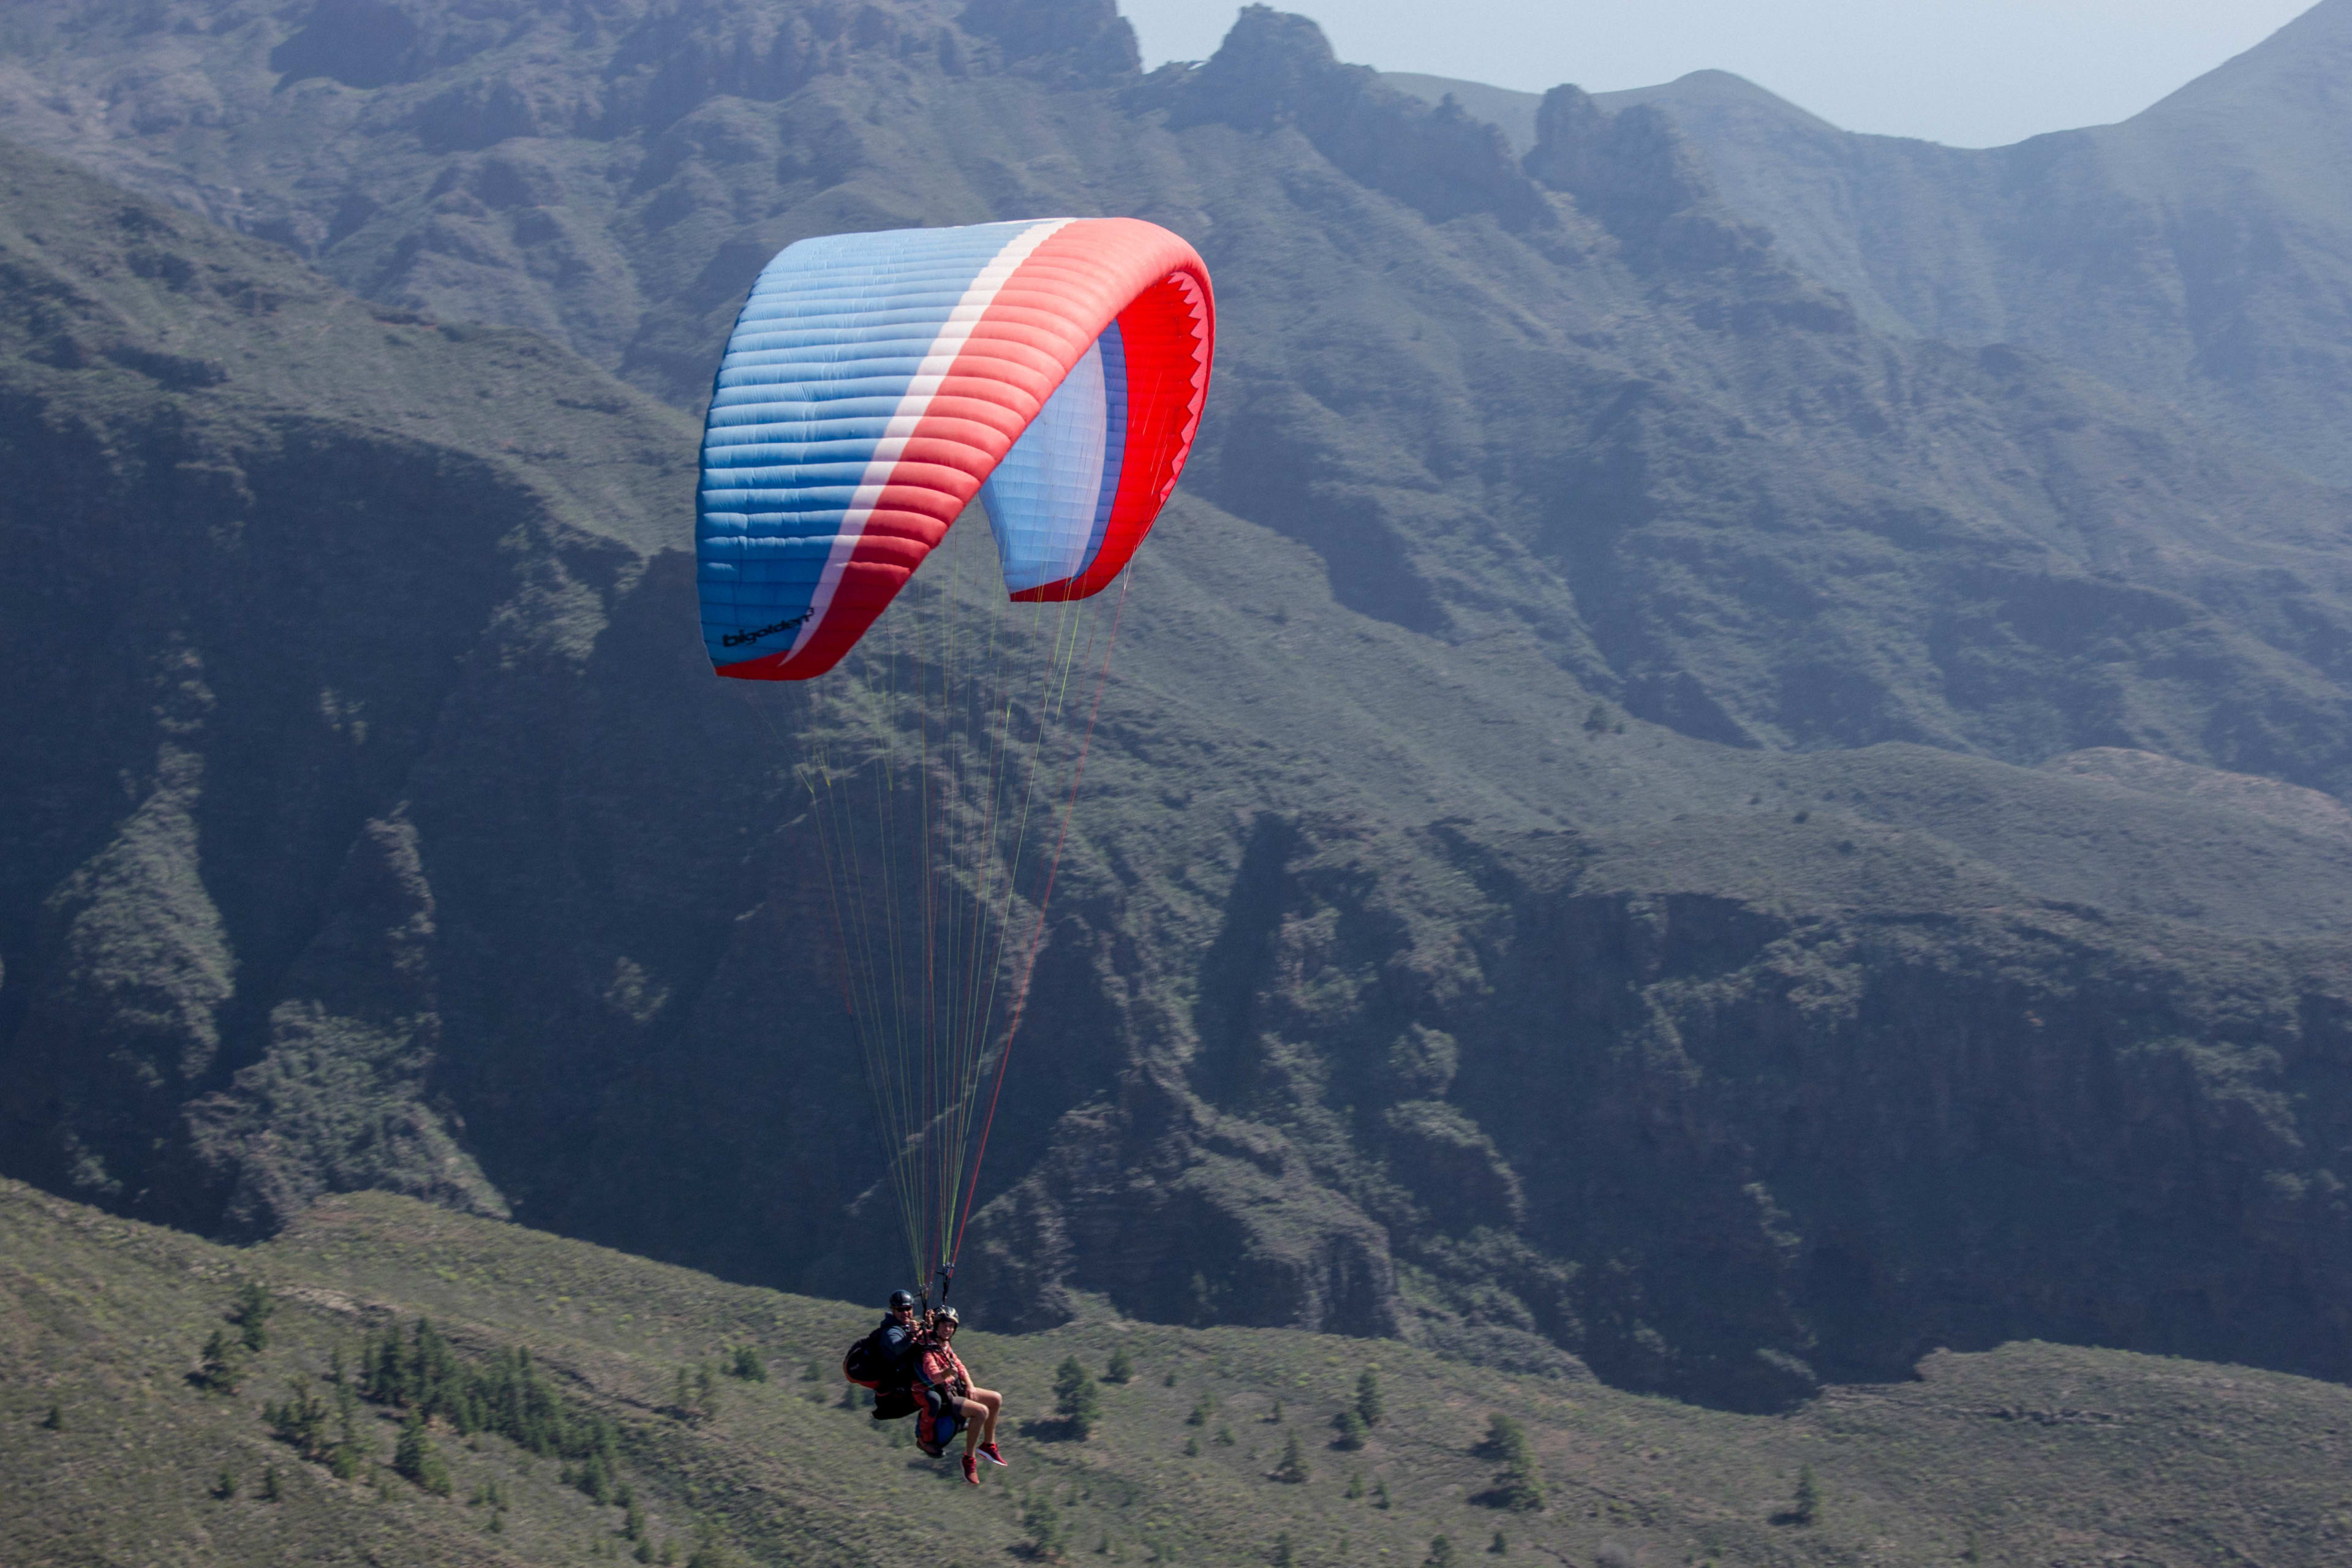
[961,1452,980,1485]
[978,1441,1008,1467]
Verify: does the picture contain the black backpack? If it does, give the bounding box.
[842,1325,891,1389]
[843,1325,918,1422]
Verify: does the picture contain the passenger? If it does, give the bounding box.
[913,1307,1006,1483]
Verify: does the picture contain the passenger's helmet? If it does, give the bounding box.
[935,1306,962,1330]
[889,1289,918,1311]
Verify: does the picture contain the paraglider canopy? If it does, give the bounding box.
[697,217,1216,679]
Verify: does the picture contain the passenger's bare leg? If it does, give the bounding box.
[968,1386,1003,1444]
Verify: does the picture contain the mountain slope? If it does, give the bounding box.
[9,1180,2352,1568]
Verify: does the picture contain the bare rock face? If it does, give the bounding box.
[183,811,507,1237]
[14,742,234,1207]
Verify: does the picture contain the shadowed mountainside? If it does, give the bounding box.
[6,1,2352,1412]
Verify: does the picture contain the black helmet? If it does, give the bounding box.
[889,1289,918,1311]
[935,1306,960,1329]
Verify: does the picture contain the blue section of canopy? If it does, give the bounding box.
[697,222,1042,665]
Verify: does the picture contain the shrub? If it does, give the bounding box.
[728,1346,767,1383]
[685,1520,741,1568]
[675,1362,720,1424]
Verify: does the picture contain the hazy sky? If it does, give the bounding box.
[1119,0,2316,148]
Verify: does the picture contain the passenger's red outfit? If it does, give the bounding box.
[913,1341,972,1457]
[911,1313,1004,1482]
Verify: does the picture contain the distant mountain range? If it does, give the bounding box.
[1392,0,2352,485]
[4,0,2352,1411]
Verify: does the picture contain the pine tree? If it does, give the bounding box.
[1373,1480,1392,1510]
[1488,1530,1508,1555]
[213,1468,239,1501]
[1476,1414,1544,1512]
[330,1373,366,1479]
[1020,1493,1069,1559]
[1267,1398,1284,1423]
[728,1346,767,1382]
[1792,1464,1822,1526]
[1332,1408,1367,1450]
[393,1410,453,1496]
[1424,1537,1456,1568]
[1272,1531,1296,1567]
[1183,1434,1200,1457]
[40,1401,62,1431]
[1356,1369,1384,1428]
[1345,1469,1365,1499]
[232,1281,276,1354]
[261,1465,284,1502]
[1105,1347,1134,1384]
[270,1376,333,1460]
[1054,1356,1101,1437]
[1271,1430,1310,1484]
[195,1329,246,1394]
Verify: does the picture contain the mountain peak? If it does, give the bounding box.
[2130,0,2352,133]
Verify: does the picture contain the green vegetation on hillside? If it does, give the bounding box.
[9,1181,2352,1566]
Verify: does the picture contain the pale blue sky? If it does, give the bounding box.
[1120,0,2316,148]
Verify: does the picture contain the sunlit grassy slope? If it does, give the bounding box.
[5,1178,2350,1567]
